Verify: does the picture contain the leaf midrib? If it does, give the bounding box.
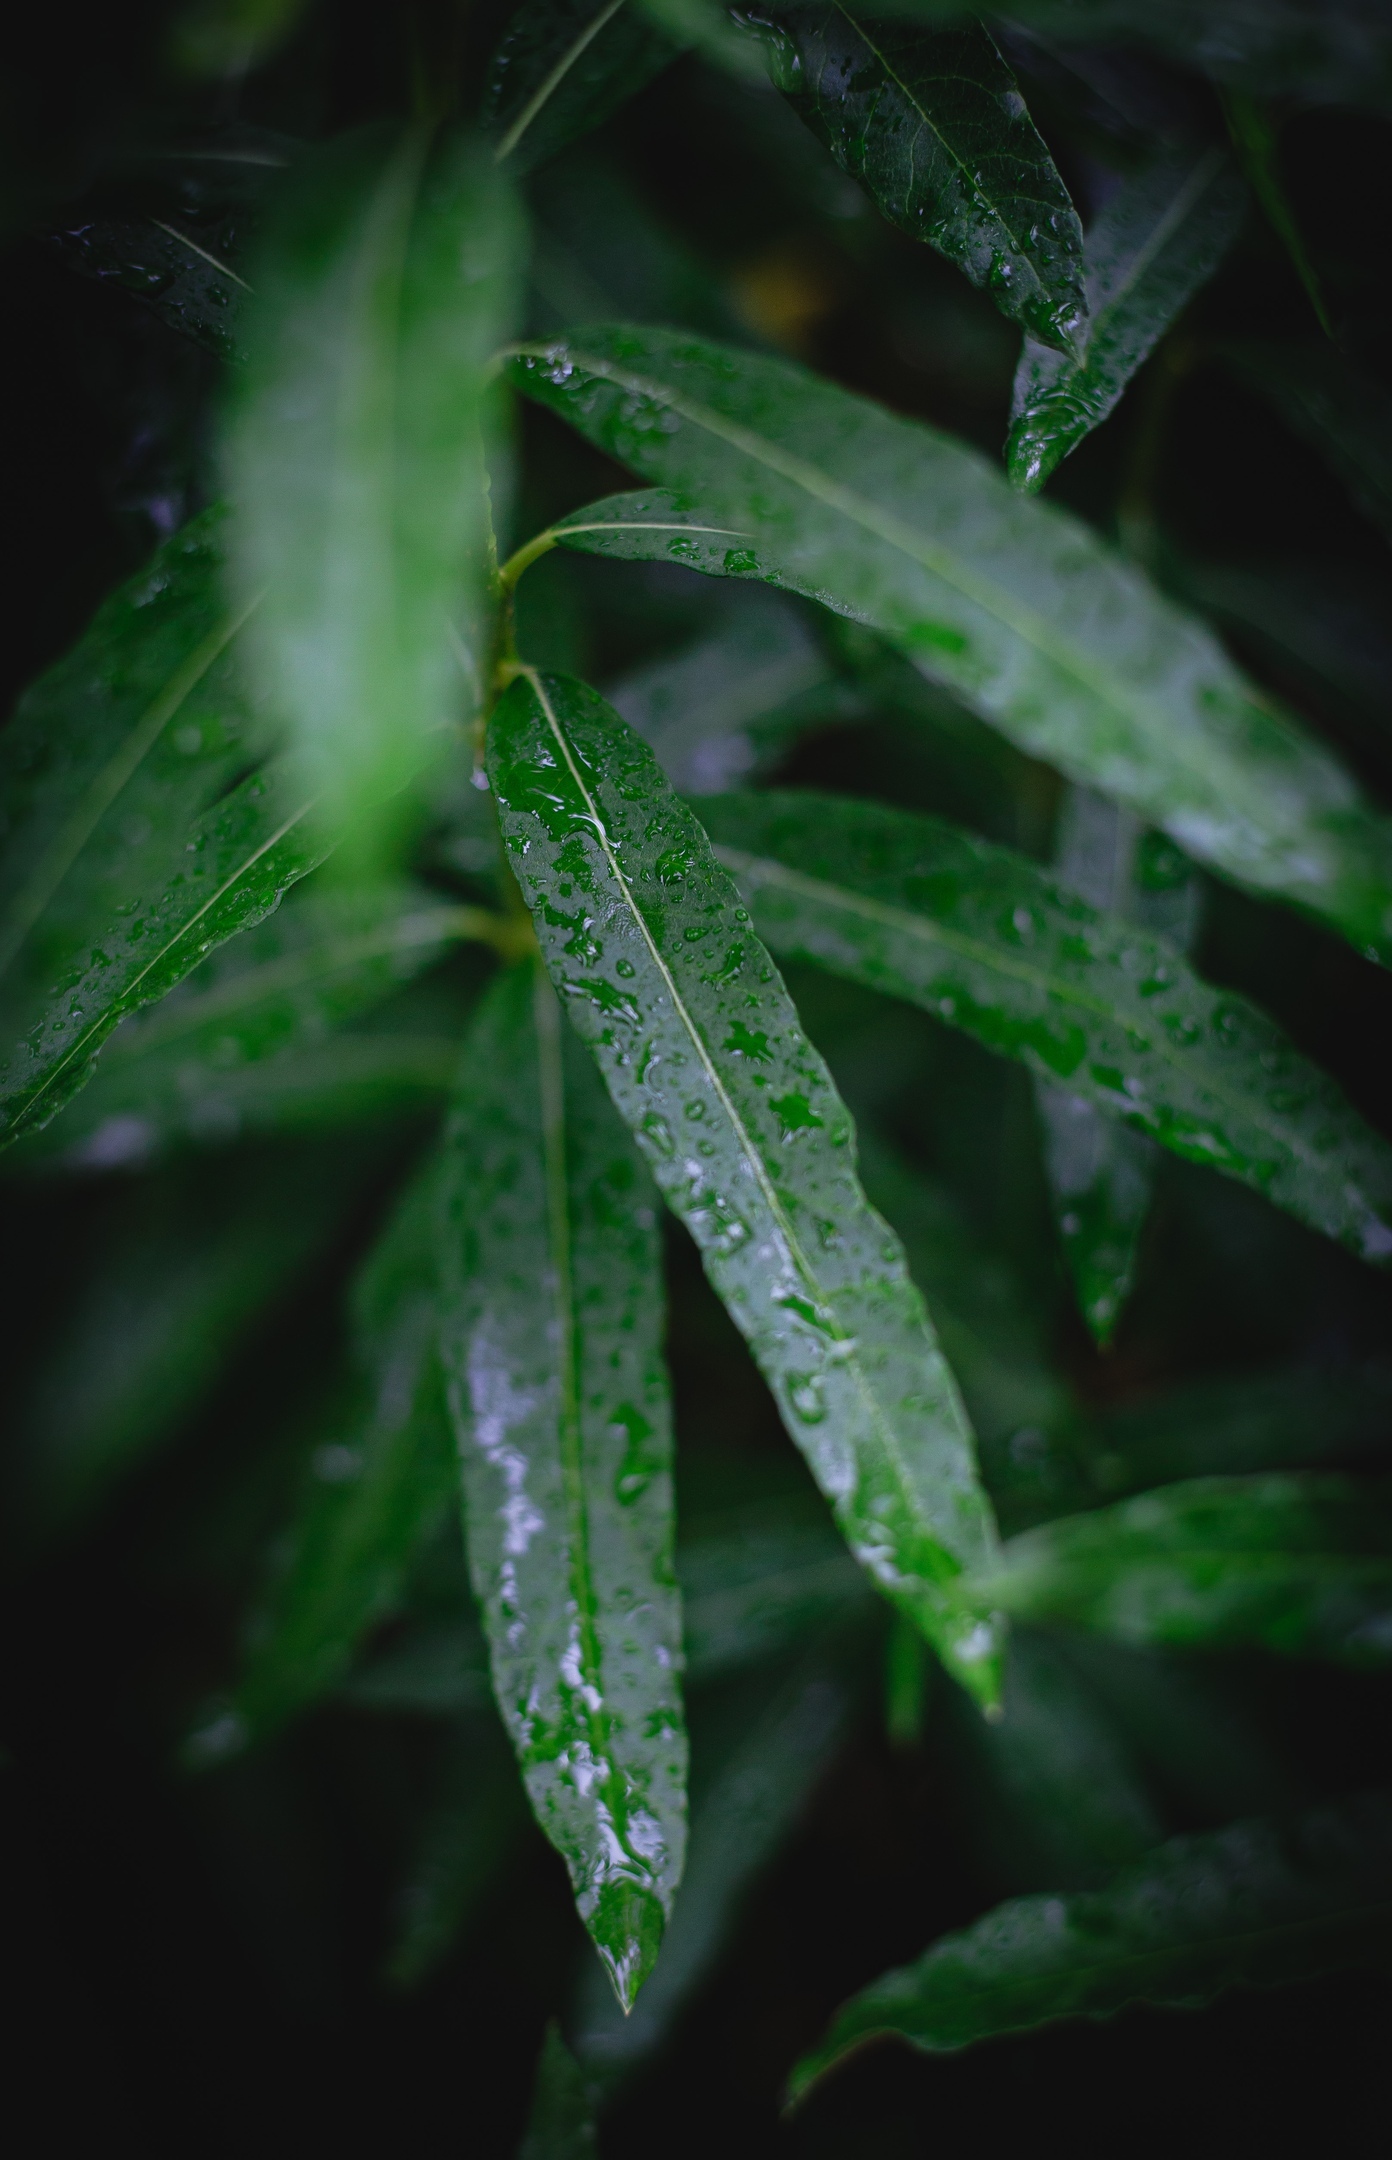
[519,669,949,1571]
[715,841,1362,1201]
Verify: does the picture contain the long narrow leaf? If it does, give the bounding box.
[511,329,1392,961]
[754,7,1086,354]
[487,670,1003,1701]
[486,0,679,174]
[971,1473,1392,1667]
[1007,142,1246,491]
[790,1790,1392,2088]
[695,791,1392,1265]
[227,125,520,836]
[437,961,687,2009]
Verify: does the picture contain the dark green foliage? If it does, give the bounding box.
[6,5,1392,2149]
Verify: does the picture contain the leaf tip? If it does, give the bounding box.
[590,1881,666,2013]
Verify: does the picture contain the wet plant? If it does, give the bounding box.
[5,1,1392,2149]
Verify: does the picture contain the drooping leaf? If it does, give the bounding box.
[694,790,1392,1266]
[10,1140,374,1539]
[12,880,489,1171]
[518,2023,597,2160]
[1007,143,1246,492]
[750,7,1087,355]
[1222,340,1392,547]
[486,0,680,175]
[437,961,687,2010]
[972,1474,1392,1667]
[226,124,520,839]
[487,670,1003,1701]
[574,1634,860,2085]
[789,1789,1392,2087]
[512,331,1392,962]
[1033,787,1200,1344]
[1092,1362,1392,1498]
[52,212,253,359]
[189,1155,460,1758]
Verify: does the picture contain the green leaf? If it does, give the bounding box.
[751,7,1086,354]
[696,790,1392,1266]
[518,2023,597,2160]
[789,1790,1392,2086]
[1007,143,1246,492]
[1222,340,1392,548]
[487,670,1003,1701]
[1033,788,1199,1345]
[574,1635,860,2085]
[512,329,1392,962]
[486,0,680,174]
[437,960,687,2010]
[172,0,310,78]
[973,1473,1392,1667]
[680,1513,870,1679]
[1092,1362,1392,1498]
[226,124,521,837]
[11,1142,374,1538]
[635,0,766,81]
[12,880,486,1170]
[191,1155,460,1757]
[52,213,253,360]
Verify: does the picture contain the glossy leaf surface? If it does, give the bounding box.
[697,790,1392,1266]
[227,125,520,833]
[16,881,482,1170]
[753,8,1086,354]
[790,1790,1392,2085]
[488,670,1002,1699]
[973,1474,1392,1667]
[197,1158,459,1755]
[486,0,679,174]
[513,330,1392,961]
[1007,143,1246,491]
[574,1635,860,2083]
[437,962,686,2008]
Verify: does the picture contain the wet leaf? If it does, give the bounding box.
[790,1790,1392,2085]
[437,961,687,2009]
[697,790,1392,1266]
[52,213,253,360]
[752,7,1086,354]
[513,332,1392,962]
[574,1635,860,2085]
[195,1156,460,1755]
[488,670,1002,1701]
[486,0,680,175]
[14,881,486,1170]
[226,125,520,838]
[1007,143,1246,492]
[972,1474,1392,1668]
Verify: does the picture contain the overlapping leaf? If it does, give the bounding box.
[14,881,488,1170]
[488,669,1001,1698]
[437,961,686,2009]
[751,7,1086,353]
[486,0,680,174]
[1008,143,1246,491]
[696,790,1392,1265]
[971,1473,1392,1667]
[226,124,520,835]
[790,1790,1392,2086]
[511,331,1392,961]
